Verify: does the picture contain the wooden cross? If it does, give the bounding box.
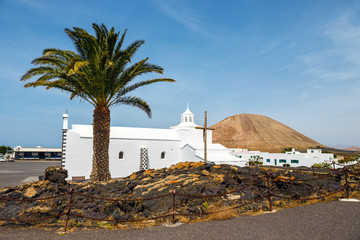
[195,111,214,163]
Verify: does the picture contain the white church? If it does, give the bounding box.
[61,106,246,180]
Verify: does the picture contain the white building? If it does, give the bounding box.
[13,146,62,160]
[62,106,245,180]
[231,148,335,167]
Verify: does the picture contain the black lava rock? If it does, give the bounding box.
[44,166,68,184]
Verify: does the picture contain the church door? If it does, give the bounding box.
[140,147,149,170]
[274,159,277,166]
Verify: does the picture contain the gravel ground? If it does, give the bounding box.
[0,201,359,240]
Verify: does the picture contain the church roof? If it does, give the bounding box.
[181,143,228,150]
[71,125,180,141]
[181,106,193,115]
[13,146,61,152]
[170,121,198,129]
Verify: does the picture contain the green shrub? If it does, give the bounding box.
[249,160,263,166]
[312,162,331,169]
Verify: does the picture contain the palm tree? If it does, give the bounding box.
[21,23,175,181]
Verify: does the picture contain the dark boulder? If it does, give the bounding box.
[44,166,68,184]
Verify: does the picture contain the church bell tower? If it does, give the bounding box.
[181,104,195,124]
[171,104,198,129]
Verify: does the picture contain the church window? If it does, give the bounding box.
[279,159,287,163]
[185,116,188,122]
[119,151,124,160]
[189,116,192,122]
[161,151,166,160]
[291,160,299,164]
[266,159,270,163]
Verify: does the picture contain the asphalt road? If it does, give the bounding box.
[0,201,359,240]
[0,161,61,188]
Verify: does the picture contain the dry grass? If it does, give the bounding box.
[24,186,37,198]
[212,174,225,182]
[201,170,210,176]
[182,177,201,186]
[169,161,205,170]
[176,215,192,223]
[20,205,51,215]
[206,201,236,221]
[129,219,158,229]
[230,166,238,171]
[274,175,295,182]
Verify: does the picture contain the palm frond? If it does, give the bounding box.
[112,78,175,102]
[21,66,58,81]
[112,96,151,118]
[114,29,127,55]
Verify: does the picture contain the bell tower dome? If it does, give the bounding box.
[171,104,198,129]
[181,103,194,124]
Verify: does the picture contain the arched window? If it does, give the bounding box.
[119,151,124,160]
[189,116,192,122]
[185,116,188,122]
[161,151,166,159]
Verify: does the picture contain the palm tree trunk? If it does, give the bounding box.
[90,106,111,181]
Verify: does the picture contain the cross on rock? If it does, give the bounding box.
[195,111,214,163]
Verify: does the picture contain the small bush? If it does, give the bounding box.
[249,161,263,166]
[312,162,331,169]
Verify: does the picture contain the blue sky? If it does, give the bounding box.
[0,0,359,148]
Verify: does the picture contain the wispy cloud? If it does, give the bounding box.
[300,92,308,101]
[151,0,220,41]
[14,0,48,10]
[299,11,360,82]
[324,13,360,66]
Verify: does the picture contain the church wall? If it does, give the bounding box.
[108,139,181,178]
[64,131,93,179]
[176,129,200,146]
[207,130,213,144]
[176,128,212,147]
[181,145,203,162]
